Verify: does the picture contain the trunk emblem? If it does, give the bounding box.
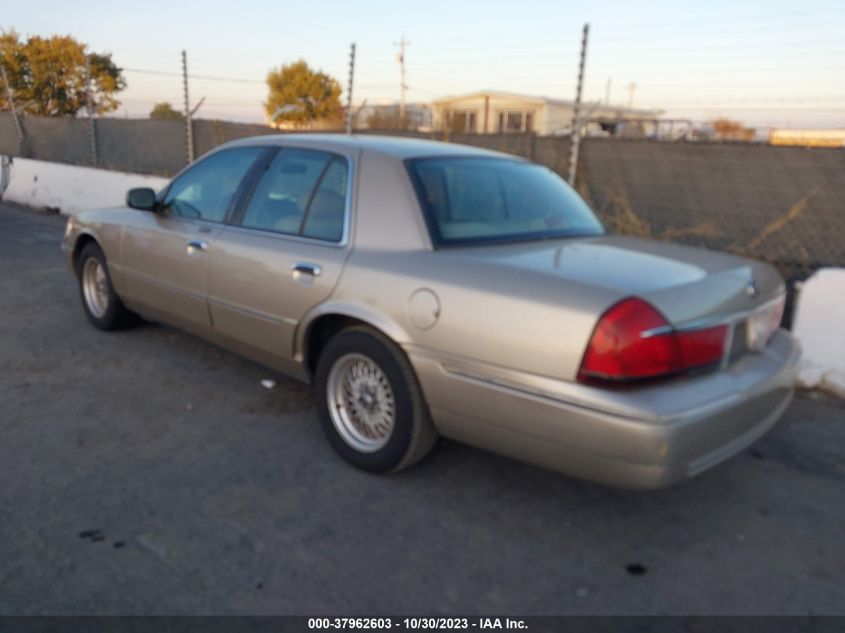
[746,280,758,297]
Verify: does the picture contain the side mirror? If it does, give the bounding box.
[127,187,158,211]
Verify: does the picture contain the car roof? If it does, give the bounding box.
[221,133,517,160]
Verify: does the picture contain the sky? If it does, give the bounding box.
[3,0,844,128]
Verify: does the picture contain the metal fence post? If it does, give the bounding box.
[567,23,589,185]
[182,50,194,163]
[84,57,98,167]
[1,65,26,156]
[345,43,356,134]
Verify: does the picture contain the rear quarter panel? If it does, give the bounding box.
[329,247,621,382]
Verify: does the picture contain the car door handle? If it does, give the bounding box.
[292,262,322,277]
[186,239,208,252]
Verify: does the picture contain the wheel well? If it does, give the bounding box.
[72,234,98,275]
[305,314,372,377]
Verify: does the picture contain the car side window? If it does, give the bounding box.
[162,147,263,223]
[301,158,348,242]
[240,148,347,242]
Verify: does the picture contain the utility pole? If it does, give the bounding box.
[345,42,356,134]
[605,77,612,106]
[182,50,194,164]
[1,65,25,156]
[567,23,589,186]
[627,81,637,108]
[394,36,408,126]
[84,57,98,167]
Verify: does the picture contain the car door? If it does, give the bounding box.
[207,147,353,372]
[120,146,266,334]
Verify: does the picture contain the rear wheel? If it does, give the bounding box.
[315,326,438,473]
[77,242,137,330]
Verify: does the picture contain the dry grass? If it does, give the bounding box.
[746,187,818,252]
[601,191,653,238]
[660,222,722,241]
[596,185,818,264]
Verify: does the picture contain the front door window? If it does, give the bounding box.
[162,147,264,223]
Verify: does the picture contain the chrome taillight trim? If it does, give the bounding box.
[641,293,786,340]
[639,292,786,368]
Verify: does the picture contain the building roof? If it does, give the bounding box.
[432,90,661,116]
[432,90,564,106]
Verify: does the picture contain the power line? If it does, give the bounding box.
[583,65,845,76]
[404,37,845,61]
[123,67,265,84]
[356,83,399,89]
[605,79,845,88]
[596,6,845,32]
[396,9,845,51]
[400,14,845,54]
[592,17,845,43]
[654,96,845,105]
[659,105,845,111]
[406,85,445,97]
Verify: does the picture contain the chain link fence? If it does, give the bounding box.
[576,139,845,293]
[2,111,843,323]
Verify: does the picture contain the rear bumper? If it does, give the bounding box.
[409,330,800,489]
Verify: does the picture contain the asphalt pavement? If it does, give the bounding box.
[1,202,843,615]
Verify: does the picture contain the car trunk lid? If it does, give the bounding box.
[451,234,784,326]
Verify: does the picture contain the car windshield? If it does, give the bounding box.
[406,156,605,246]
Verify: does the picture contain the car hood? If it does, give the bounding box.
[449,235,784,325]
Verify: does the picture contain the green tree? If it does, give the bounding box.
[0,30,126,116]
[150,101,184,121]
[264,60,341,126]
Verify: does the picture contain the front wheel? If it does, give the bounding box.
[77,242,137,331]
[315,326,438,473]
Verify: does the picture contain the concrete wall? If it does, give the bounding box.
[1,157,168,215]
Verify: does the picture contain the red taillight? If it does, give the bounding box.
[676,325,728,369]
[578,298,727,385]
[577,298,677,380]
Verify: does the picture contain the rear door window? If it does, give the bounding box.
[239,148,348,242]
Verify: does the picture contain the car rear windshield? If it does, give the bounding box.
[406,156,604,246]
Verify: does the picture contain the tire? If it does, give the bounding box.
[315,325,438,473]
[77,242,137,331]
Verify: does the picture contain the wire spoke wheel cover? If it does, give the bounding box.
[327,353,397,452]
[82,257,110,318]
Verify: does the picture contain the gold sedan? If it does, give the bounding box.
[63,135,799,488]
